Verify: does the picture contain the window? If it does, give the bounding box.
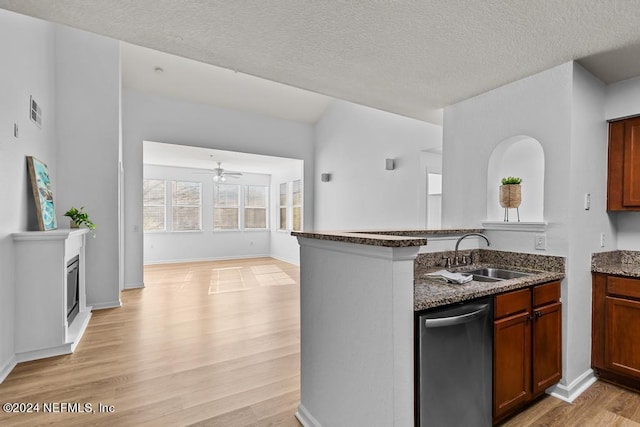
[214,184,240,230]
[172,181,201,231]
[279,183,288,231]
[245,185,268,229]
[143,179,165,231]
[292,180,303,231]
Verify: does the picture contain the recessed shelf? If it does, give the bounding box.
[481,221,547,232]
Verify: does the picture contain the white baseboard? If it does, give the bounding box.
[270,254,300,266]
[15,310,93,364]
[547,369,597,403]
[144,253,272,265]
[15,344,73,363]
[90,300,122,310]
[295,403,322,427]
[124,281,145,289]
[68,310,92,353]
[0,355,17,384]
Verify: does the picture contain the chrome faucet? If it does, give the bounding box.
[453,233,490,266]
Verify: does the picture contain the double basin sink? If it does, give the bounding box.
[460,267,534,282]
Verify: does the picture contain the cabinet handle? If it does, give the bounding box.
[535,311,542,318]
[527,314,533,321]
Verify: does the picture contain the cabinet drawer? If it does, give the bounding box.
[607,276,640,300]
[495,288,530,319]
[533,281,560,307]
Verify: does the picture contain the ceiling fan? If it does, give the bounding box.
[208,159,242,182]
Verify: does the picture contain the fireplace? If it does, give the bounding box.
[66,255,80,324]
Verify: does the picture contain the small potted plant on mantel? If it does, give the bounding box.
[499,176,522,222]
[64,206,96,237]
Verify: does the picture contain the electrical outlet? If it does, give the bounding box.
[535,233,547,250]
[584,193,591,210]
[600,232,605,248]
[13,123,19,138]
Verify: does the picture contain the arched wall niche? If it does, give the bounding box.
[486,135,545,223]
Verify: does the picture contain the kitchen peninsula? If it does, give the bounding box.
[292,229,565,427]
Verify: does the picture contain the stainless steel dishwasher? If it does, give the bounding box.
[417,297,493,426]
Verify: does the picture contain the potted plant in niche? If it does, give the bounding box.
[64,206,96,237]
[499,176,522,222]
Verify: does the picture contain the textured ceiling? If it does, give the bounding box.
[2,0,640,124]
[121,43,333,124]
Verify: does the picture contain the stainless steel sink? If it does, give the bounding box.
[466,274,502,283]
[464,267,534,281]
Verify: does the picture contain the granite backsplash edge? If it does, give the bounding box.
[591,250,640,268]
[415,249,566,277]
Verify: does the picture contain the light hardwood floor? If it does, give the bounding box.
[1,257,640,426]
[0,257,302,426]
[501,380,640,426]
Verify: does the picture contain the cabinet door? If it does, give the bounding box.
[624,117,640,206]
[532,302,562,396]
[494,311,532,420]
[605,296,640,377]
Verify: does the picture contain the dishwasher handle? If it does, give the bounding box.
[423,303,490,328]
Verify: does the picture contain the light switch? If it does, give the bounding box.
[13,123,19,138]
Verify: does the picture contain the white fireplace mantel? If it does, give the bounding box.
[12,228,92,362]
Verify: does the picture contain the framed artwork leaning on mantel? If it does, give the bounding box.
[26,155,57,231]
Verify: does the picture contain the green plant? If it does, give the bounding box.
[501,176,522,185]
[64,206,96,236]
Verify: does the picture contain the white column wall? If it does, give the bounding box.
[564,63,616,391]
[296,238,417,427]
[55,25,122,309]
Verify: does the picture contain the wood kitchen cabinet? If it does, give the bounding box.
[607,116,640,211]
[592,273,640,389]
[493,281,562,424]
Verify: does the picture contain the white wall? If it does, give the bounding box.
[421,152,443,228]
[605,75,640,249]
[123,90,315,287]
[442,63,573,256]
[0,9,57,379]
[442,62,611,399]
[565,63,616,386]
[143,164,271,264]
[55,26,121,309]
[314,100,442,230]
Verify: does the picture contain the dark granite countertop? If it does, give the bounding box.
[592,250,640,278]
[413,250,566,311]
[414,264,564,311]
[292,228,484,248]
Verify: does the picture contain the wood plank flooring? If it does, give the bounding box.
[0,257,302,426]
[1,257,640,426]
[501,380,640,426]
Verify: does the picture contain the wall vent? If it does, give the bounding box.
[30,95,42,127]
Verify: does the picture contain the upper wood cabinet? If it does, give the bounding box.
[608,117,640,211]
